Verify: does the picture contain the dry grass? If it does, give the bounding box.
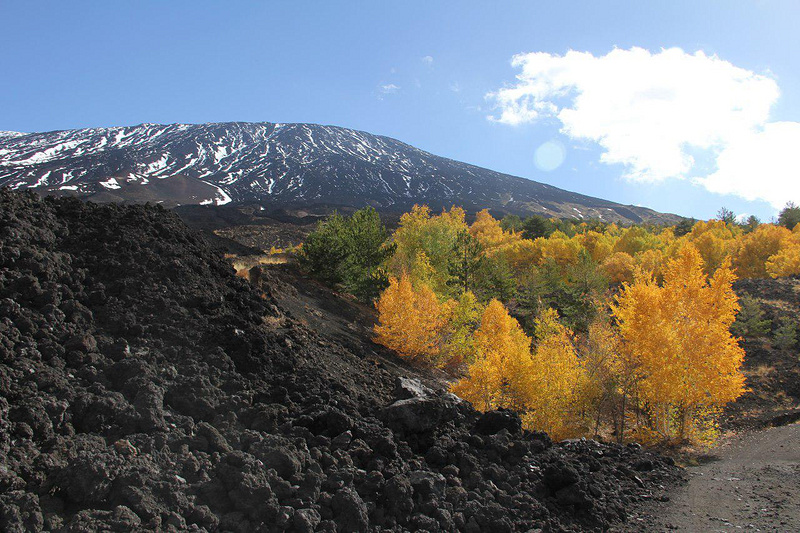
[228,253,291,273]
[262,315,286,329]
[748,364,775,378]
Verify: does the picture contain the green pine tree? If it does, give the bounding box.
[730,295,771,338]
[773,317,798,351]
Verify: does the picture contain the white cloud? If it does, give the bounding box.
[449,82,461,93]
[696,121,800,209]
[422,55,434,66]
[488,47,799,209]
[380,83,400,94]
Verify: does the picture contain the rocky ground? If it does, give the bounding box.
[618,422,800,532]
[0,189,681,531]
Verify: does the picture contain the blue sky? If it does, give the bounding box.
[2,1,799,220]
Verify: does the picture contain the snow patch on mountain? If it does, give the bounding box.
[99,177,121,190]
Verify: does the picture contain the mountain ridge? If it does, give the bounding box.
[0,121,680,224]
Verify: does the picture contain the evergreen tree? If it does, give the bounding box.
[298,207,395,301]
[773,317,798,351]
[674,217,697,237]
[730,296,771,338]
[778,202,800,230]
[500,214,524,233]
[522,215,555,240]
[447,229,485,295]
[717,207,737,226]
[742,215,761,233]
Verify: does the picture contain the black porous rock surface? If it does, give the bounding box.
[0,189,679,532]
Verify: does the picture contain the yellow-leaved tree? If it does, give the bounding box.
[497,239,542,279]
[469,209,520,255]
[612,244,746,442]
[450,299,533,412]
[613,226,663,256]
[687,220,739,276]
[766,244,800,277]
[579,230,616,263]
[600,251,637,285]
[535,231,583,270]
[765,226,800,278]
[374,274,446,365]
[733,224,792,278]
[524,308,588,440]
[637,248,666,284]
[583,314,630,439]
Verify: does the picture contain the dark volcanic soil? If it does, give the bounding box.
[0,189,679,532]
[722,277,800,430]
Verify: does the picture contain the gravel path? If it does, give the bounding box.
[622,423,800,532]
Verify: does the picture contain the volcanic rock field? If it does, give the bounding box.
[0,190,679,532]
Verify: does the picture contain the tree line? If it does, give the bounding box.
[297,203,800,443]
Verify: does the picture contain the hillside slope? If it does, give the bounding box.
[0,122,678,224]
[722,276,800,429]
[0,189,678,532]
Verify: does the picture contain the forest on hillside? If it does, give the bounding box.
[294,203,800,444]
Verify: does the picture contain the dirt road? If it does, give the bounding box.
[622,423,800,532]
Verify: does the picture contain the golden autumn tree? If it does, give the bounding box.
[450,299,533,412]
[600,251,637,285]
[636,248,665,283]
[374,274,446,364]
[765,227,800,278]
[469,209,520,255]
[766,244,800,277]
[536,231,583,269]
[582,315,623,436]
[613,226,663,256]
[686,219,739,276]
[733,224,793,278]
[496,239,542,279]
[579,230,616,263]
[611,245,746,442]
[524,308,589,440]
[409,250,437,289]
[582,314,644,441]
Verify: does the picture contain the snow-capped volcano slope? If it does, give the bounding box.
[0,121,676,223]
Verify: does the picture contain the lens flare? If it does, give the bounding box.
[534,140,566,171]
